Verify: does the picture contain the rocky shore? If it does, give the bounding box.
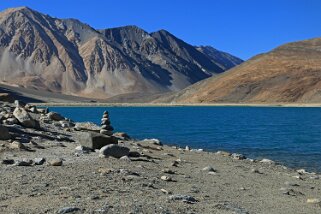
[0,95,321,213]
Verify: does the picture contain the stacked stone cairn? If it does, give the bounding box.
[100,111,114,135]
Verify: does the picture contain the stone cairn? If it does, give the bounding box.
[100,111,114,136]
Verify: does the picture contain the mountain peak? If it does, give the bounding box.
[2,6,34,14]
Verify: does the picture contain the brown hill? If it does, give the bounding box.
[0,7,242,99]
[156,37,321,104]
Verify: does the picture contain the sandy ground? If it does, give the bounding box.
[1,137,321,214]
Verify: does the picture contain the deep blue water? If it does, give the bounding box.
[51,106,321,172]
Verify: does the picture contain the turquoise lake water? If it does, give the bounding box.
[51,106,321,172]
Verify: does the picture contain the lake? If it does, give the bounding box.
[51,106,321,172]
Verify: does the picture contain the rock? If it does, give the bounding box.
[171,161,179,167]
[10,141,26,150]
[74,122,100,131]
[15,159,33,166]
[113,132,131,140]
[34,158,46,165]
[216,151,231,156]
[185,145,190,151]
[13,107,37,128]
[161,175,172,181]
[297,169,308,174]
[57,207,80,214]
[202,166,216,172]
[260,159,275,164]
[161,188,172,194]
[3,117,18,125]
[307,198,321,204]
[98,168,114,175]
[142,138,162,146]
[14,100,26,108]
[0,93,14,103]
[99,144,130,158]
[168,194,198,203]
[48,159,63,166]
[0,125,10,140]
[128,151,141,157]
[119,156,131,162]
[47,112,64,121]
[232,153,246,160]
[101,125,114,130]
[100,129,113,135]
[77,132,118,150]
[37,108,48,114]
[1,159,14,165]
[162,169,175,174]
[251,168,261,174]
[60,121,74,128]
[29,106,38,113]
[101,118,110,125]
[75,145,91,153]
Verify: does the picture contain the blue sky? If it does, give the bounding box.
[1,0,321,60]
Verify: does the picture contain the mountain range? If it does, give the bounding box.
[0,7,242,100]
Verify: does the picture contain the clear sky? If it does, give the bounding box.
[0,0,321,60]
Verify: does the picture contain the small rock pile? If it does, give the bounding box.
[100,111,114,135]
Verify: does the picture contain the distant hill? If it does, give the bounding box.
[0,7,242,100]
[155,37,321,103]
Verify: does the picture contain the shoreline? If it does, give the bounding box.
[32,102,321,107]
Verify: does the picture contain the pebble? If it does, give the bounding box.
[48,159,63,166]
[162,169,175,174]
[232,153,246,160]
[168,194,198,203]
[171,161,179,167]
[161,175,172,181]
[34,158,46,165]
[260,159,275,164]
[251,168,261,174]
[15,159,33,166]
[10,141,26,150]
[307,198,321,204]
[161,188,172,194]
[119,156,131,162]
[216,151,231,156]
[2,159,15,165]
[57,207,80,214]
[202,166,216,172]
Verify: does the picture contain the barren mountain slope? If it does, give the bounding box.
[0,7,242,99]
[156,38,321,104]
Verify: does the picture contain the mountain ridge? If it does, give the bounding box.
[0,6,243,99]
[155,37,321,103]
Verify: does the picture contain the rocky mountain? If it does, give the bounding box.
[0,7,242,99]
[156,37,321,103]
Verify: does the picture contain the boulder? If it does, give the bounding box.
[99,144,130,158]
[13,107,37,128]
[77,132,118,150]
[47,112,64,121]
[0,125,10,140]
